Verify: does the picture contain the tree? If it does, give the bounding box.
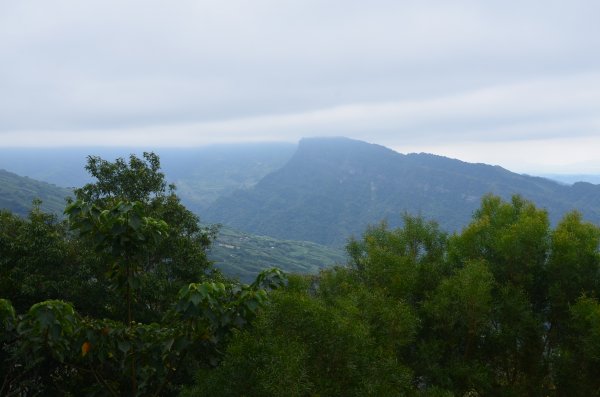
[72,152,218,322]
[553,296,600,396]
[547,211,600,340]
[0,269,286,396]
[447,195,550,395]
[0,203,102,315]
[0,151,292,395]
[75,152,167,204]
[183,274,414,397]
[193,196,591,396]
[65,200,168,326]
[421,260,494,393]
[1,195,285,395]
[1,152,217,322]
[346,214,448,303]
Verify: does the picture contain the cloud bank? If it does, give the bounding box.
[1,1,599,173]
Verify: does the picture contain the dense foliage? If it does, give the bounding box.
[186,195,600,396]
[1,153,218,322]
[0,268,286,396]
[2,150,600,396]
[0,153,287,395]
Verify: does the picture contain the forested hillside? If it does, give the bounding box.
[0,169,71,216]
[206,137,600,246]
[209,226,345,282]
[5,140,600,250]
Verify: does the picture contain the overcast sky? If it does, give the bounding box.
[1,0,599,174]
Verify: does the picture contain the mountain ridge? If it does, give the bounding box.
[0,169,72,216]
[206,137,600,246]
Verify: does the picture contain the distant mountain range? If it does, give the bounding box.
[3,137,600,270]
[206,137,600,246]
[540,174,600,185]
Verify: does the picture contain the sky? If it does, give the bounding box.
[1,0,599,174]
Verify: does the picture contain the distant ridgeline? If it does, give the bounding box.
[0,169,72,216]
[205,137,600,246]
[2,138,600,249]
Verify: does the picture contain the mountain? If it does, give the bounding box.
[541,174,600,185]
[0,169,72,216]
[206,137,600,246]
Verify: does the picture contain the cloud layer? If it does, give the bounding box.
[1,1,599,173]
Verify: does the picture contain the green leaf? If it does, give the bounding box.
[118,339,131,353]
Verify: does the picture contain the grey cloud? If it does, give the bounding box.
[0,0,599,173]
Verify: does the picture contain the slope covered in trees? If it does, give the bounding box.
[0,169,71,216]
[209,226,345,282]
[206,137,600,246]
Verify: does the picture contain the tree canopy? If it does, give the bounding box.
[0,153,286,395]
[185,195,600,397]
[2,151,600,396]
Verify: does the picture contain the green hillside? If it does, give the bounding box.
[0,169,72,216]
[207,225,346,282]
[206,137,600,246]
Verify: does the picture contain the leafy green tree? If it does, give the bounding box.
[1,153,217,322]
[421,260,494,393]
[0,269,285,396]
[76,152,167,204]
[72,152,218,322]
[449,195,550,308]
[184,274,414,397]
[347,214,448,303]
[547,211,600,340]
[196,196,596,396]
[545,213,600,396]
[0,203,104,316]
[447,195,550,395]
[553,296,600,396]
[65,200,168,325]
